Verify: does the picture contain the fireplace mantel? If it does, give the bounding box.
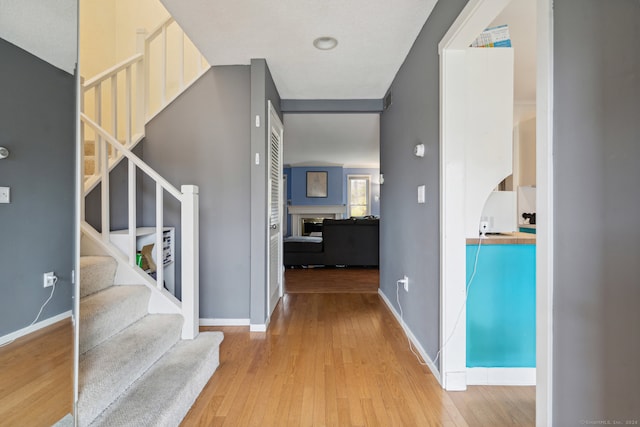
[287,205,346,236]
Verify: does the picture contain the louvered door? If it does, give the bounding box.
[267,101,284,317]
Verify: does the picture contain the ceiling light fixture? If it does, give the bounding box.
[313,36,338,50]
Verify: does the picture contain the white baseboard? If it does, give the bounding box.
[0,311,72,346]
[249,313,271,332]
[200,318,250,326]
[467,367,536,386]
[378,289,442,386]
[249,324,267,332]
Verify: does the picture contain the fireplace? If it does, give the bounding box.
[287,205,346,236]
[301,218,325,236]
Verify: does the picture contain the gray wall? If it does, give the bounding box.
[143,65,252,319]
[0,38,75,336]
[379,0,468,363]
[249,59,282,325]
[85,144,144,232]
[553,0,640,424]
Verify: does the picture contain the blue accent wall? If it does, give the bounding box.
[466,244,536,368]
[284,167,292,200]
[283,167,292,236]
[290,166,344,206]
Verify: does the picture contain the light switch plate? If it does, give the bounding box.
[417,185,426,204]
[0,187,10,203]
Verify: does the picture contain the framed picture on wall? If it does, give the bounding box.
[306,171,328,198]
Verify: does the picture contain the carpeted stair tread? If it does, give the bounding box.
[80,285,150,354]
[84,157,95,176]
[78,314,183,426]
[84,141,95,156]
[80,256,117,298]
[89,332,224,427]
[84,140,116,156]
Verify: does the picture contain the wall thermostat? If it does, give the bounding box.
[414,144,425,157]
[0,147,8,159]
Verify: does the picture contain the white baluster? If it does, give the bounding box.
[136,29,147,132]
[94,84,102,176]
[161,24,167,106]
[125,66,132,147]
[144,38,151,119]
[156,183,164,291]
[111,74,117,151]
[128,159,137,266]
[100,129,110,240]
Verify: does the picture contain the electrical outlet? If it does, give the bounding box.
[480,220,489,234]
[43,272,57,288]
[402,275,409,292]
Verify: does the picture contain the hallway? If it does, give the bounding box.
[186,270,535,426]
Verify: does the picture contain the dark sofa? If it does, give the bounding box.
[284,218,379,267]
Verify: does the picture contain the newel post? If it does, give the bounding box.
[181,185,199,339]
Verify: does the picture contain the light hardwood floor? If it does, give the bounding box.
[0,319,73,427]
[0,269,534,426]
[285,267,379,294]
[184,267,535,426]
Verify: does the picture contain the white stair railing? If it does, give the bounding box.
[141,17,208,120]
[81,16,208,194]
[81,54,145,193]
[81,113,199,339]
[79,16,207,340]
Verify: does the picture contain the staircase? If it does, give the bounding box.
[79,14,208,338]
[78,256,223,426]
[77,10,219,426]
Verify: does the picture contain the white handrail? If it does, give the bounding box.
[81,54,144,180]
[142,16,209,120]
[83,54,143,90]
[81,113,182,199]
[146,16,175,41]
[81,17,209,157]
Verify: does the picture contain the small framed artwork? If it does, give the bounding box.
[306,171,328,198]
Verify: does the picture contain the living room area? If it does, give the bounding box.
[281,112,381,293]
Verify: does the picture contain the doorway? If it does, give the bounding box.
[281,113,381,295]
[439,0,552,424]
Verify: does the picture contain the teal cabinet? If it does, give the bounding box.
[466,244,536,367]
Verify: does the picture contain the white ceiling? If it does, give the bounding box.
[160,0,535,168]
[160,0,438,100]
[283,114,379,168]
[0,0,77,74]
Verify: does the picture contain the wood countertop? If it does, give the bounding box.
[466,232,536,245]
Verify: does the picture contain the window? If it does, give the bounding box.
[347,175,370,218]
